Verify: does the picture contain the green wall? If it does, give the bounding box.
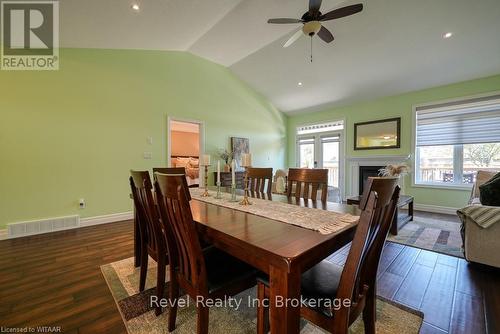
[0,49,287,229]
[287,74,500,208]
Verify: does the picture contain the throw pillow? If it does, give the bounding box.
[479,172,500,206]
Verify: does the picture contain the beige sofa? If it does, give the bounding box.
[459,170,500,268]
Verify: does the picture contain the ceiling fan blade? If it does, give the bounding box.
[309,0,322,14]
[283,29,303,48]
[320,3,363,21]
[317,26,334,43]
[268,18,302,24]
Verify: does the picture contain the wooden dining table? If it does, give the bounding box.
[133,188,360,334]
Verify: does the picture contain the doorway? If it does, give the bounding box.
[167,118,204,187]
[296,121,344,201]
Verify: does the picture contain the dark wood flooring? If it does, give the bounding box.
[0,220,498,334]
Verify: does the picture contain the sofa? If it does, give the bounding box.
[457,170,500,268]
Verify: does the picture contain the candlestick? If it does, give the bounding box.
[201,164,210,197]
[215,181,222,199]
[239,166,252,205]
[230,183,238,202]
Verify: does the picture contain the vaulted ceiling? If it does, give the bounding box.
[61,0,500,114]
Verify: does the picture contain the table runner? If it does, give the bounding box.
[190,188,359,235]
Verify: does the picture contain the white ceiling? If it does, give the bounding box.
[60,0,500,114]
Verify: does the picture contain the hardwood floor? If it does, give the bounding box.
[0,220,499,333]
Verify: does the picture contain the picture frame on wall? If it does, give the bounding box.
[354,117,401,150]
[231,137,250,171]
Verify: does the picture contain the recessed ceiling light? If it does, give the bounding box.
[298,82,303,86]
[131,3,140,11]
[443,32,453,39]
[383,136,391,140]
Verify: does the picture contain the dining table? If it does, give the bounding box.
[133,187,360,334]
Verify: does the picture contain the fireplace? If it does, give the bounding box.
[359,166,384,195]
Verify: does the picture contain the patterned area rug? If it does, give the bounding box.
[387,213,464,258]
[101,257,423,334]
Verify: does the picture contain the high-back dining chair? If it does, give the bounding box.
[247,167,273,198]
[286,168,329,202]
[129,170,168,316]
[154,173,258,334]
[153,167,198,188]
[257,177,400,334]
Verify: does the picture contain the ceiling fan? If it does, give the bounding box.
[268,1,363,50]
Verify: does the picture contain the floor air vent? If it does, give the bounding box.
[7,215,80,238]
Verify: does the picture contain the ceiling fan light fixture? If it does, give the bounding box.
[303,21,322,36]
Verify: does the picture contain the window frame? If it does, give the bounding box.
[411,91,500,190]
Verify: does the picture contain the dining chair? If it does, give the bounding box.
[153,167,198,188]
[247,167,273,198]
[129,170,168,316]
[154,173,258,334]
[257,177,400,334]
[286,168,329,202]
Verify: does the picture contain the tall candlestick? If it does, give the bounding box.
[239,166,252,206]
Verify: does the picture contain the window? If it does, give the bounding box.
[415,94,500,187]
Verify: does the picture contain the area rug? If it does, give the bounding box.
[387,213,464,258]
[101,257,423,334]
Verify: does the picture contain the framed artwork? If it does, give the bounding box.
[231,137,250,171]
[354,117,401,150]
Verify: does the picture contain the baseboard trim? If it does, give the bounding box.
[80,211,133,227]
[414,203,459,215]
[0,211,133,240]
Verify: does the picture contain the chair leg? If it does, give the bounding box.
[362,288,376,334]
[197,304,209,334]
[155,257,166,316]
[257,282,270,334]
[139,248,148,292]
[168,277,179,332]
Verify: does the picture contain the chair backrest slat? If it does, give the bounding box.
[247,167,273,198]
[155,173,206,289]
[286,168,328,202]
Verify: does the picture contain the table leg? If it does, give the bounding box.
[269,265,301,334]
[409,200,414,221]
[134,208,141,268]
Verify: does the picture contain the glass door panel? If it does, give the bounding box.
[322,139,340,187]
[298,139,315,168]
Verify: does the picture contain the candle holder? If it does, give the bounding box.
[239,167,252,205]
[230,183,238,202]
[201,164,210,197]
[215,181,223,199]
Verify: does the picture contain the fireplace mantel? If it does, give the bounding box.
[347,155,410,196]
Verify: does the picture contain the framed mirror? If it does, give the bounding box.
[354,117,400,150]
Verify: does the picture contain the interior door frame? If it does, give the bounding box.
[167,117,205,179]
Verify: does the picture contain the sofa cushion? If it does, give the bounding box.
[479,172,500,206]
[473,170,498,199]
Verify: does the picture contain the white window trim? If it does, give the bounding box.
[411,91,500,190]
